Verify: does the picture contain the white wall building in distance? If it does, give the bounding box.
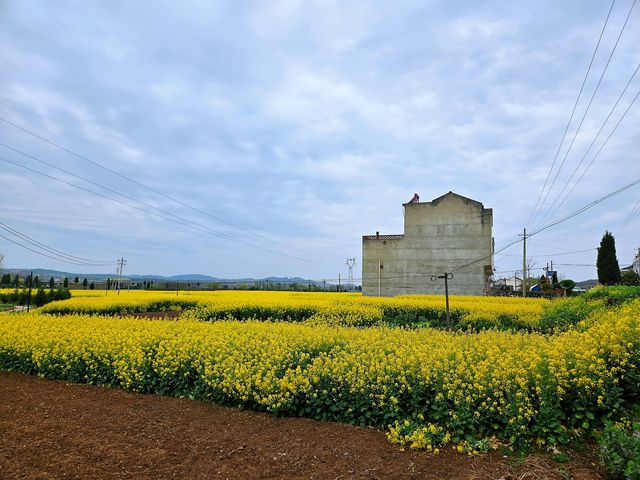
[362,191,494,296]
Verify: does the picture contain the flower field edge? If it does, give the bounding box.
[1,298,639,451]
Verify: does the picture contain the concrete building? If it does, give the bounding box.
[494,276,522,291]
[362,192,493,296]
[622,248,640,275]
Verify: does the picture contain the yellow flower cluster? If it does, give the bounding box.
[39,290,547,329]
[2,298,638,449]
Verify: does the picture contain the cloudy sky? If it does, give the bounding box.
[0,0,639,282]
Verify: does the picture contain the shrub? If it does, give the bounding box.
[599,421,640,479]
[0,287,70,306]
[620,271,640,287]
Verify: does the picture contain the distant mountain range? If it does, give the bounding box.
[575,279,598,289]
[0,268,325,285]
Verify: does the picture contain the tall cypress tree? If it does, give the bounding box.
[597,231,621,285]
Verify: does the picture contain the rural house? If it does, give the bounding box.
[362,191,494,296]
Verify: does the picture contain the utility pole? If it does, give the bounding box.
[176,280,179,296]
[431,272,453,325]
[519,228,527,297]
[323,279,326,292]
[345,258,356,292]
[378,261,382,296]
[26,271,33,313]
[116,258,126,296]
[338,274,341,293]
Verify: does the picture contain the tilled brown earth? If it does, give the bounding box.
[0,372,607,479]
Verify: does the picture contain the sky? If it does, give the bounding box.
[0,0,639,282]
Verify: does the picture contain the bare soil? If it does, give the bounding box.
[0,371,608,479]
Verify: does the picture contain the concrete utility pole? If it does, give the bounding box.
[378,261,382,297]
[338,274,341,293]
[520,228,527,297]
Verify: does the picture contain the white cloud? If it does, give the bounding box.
[0,0,637,280]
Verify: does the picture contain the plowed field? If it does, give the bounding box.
[0,372,606,480]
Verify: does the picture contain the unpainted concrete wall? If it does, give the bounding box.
[362,192,493,296]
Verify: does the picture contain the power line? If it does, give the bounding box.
[215,177,640,284]
[0,96,141,168]
[0,232,115,267]
[554,263,597,267]
[496,247,597,257]
[531,0,636,227]
[548,87,640,223]
[0,222,114,266]
[0,155,339,267]
[618,195,640,232]
[0,143,237,241]
[450,176,640,275]
[0,115,332,261]
[537,64,640,226]
[531,175,640,236]
[527,0,617,226]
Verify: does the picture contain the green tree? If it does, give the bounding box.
[13,274,19,288]
[89,281,95,290]
[33,275,41,288]
[597,231,621,285]
[82,278,88,289]
[74,276,79,286]
[106,278,112,290]
[63,277,69,288]
[49,276,55,289]
[33,287,47,307]
[25,274,32,288]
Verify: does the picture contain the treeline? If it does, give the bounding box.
[0,287,71,307]
[0,274,97,289]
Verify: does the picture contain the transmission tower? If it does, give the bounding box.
[345,258,356,292]
[116,257,127,295]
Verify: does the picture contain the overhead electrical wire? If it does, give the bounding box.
[0,232,115,267]
[0,143,236,241]
[530,175,640,237]
[527,0,617,227]
[618,196,640,232]
[0,155,339,268]
[0,222,115,266]
[447,176,640,276]
[362,174,639,281]
[537,70,640,227]
[531,0,637,228]
[495,247,597,257]
[0,115,333,262]
[545,87,640,222]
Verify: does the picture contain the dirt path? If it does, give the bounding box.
[0,372,607,479]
